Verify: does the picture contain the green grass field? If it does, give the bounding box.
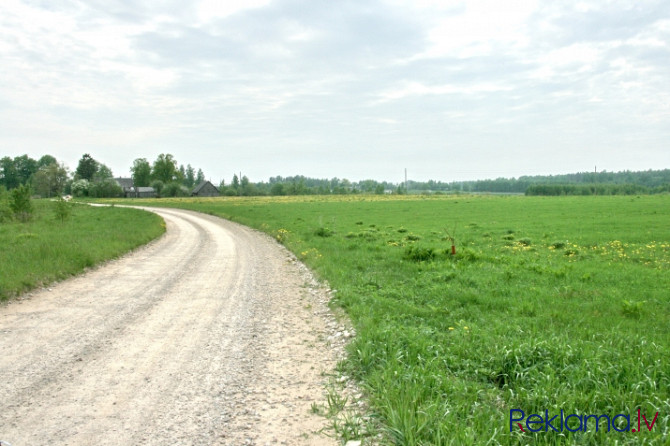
[0,201,165,300]
[114,194,669,445]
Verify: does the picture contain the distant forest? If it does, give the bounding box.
[1,152,669,197]
[436,169,670,196]
[237,169,670,196]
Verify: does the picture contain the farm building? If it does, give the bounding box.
[114,178,156,198]
[191,181,220,197]
[114,178,134,196]
[134,187,157,198]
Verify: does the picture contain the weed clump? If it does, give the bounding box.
[403,246,436,262]
[621,299,645,318]
[314,226,334,237]
[518,237,532,246]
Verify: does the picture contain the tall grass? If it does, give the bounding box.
[105,194,670,444]
[0,201,165,300]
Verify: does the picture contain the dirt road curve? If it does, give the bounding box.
[0,208,344,446]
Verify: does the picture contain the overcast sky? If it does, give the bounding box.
[1,0,669,183]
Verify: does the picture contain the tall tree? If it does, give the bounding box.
[185,164,195,188]
[0,156,19,189]
[178,165,186,185]
[152,153,178,183]
[37,155,57,168]
[32,162,69,198]
[75,154,98,181]
[93,163,114,183]
[131,158,152,187]
[13,154,38,185]
[195,168,205,185]
[231,174,240,192]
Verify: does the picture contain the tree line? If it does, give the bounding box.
[216,170,670,196]
[1,152,668,198]
[0,153,209,198]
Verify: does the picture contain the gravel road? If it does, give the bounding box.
[0,207,347,446]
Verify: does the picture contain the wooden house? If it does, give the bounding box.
[114,178,156,198]
[191,181,220,197]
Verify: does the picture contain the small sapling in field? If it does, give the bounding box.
[54,196,73,223]
[444,223,458,255]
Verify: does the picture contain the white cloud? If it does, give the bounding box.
[377,80,513,102]
[404,0,539,60]
[195,0,272,23]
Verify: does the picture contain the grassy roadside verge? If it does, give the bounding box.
[0,200,165,301]
[103,195,670,445]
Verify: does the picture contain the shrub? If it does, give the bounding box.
[10,184,33,222]
[162,182,189,197]
[88,180,123,198]
[150,180,165,196]
[54,196,73,223]
[71,179,90,197]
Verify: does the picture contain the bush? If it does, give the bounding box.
[150,180,165,197]
[162,182,189,197]
[10,184,33,222]
[71,179,90,197]
[88,180,123,198]
[54,196,73,223]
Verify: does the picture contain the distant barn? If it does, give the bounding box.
[114,178,156,198]
[191,181,220,197]
[135,186,157,198]
[114,178,134,196]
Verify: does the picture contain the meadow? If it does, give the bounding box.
[0,200,165,300]
[111,194,669,445]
